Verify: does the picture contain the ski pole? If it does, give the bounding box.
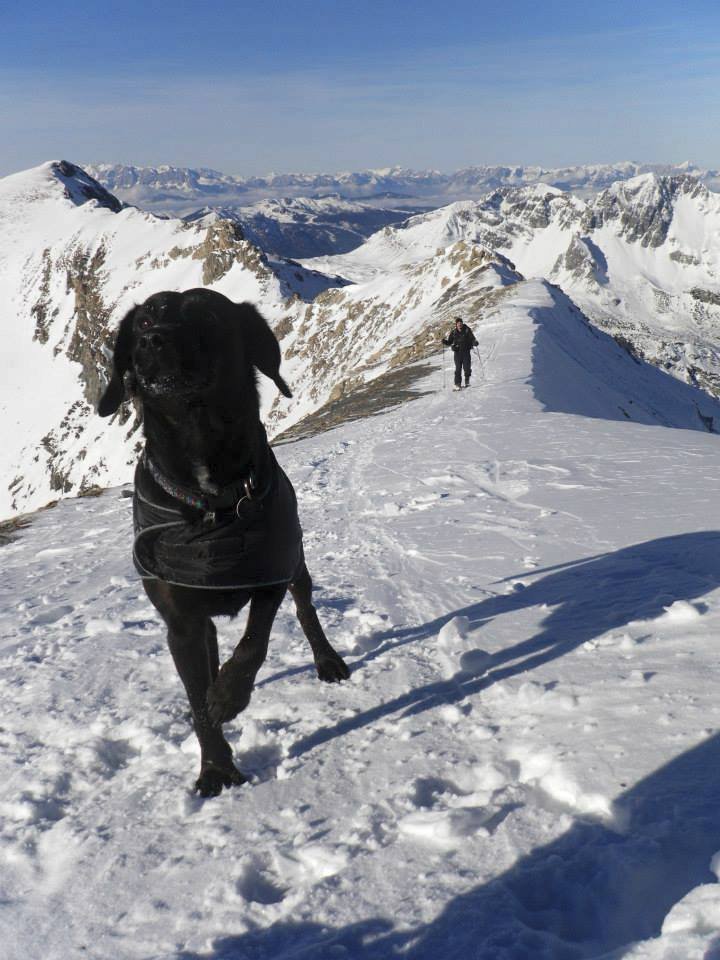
[442,342,446,389]
[474,345,485,380]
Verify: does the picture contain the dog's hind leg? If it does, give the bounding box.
[289,563,350,683]
[144,581,245,797]
[207,584,287,726]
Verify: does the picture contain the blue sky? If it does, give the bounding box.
[1,0,718,176]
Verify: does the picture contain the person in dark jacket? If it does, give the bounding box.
[442,317,479,389]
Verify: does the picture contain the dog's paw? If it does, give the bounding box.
[206,660,255,725]
[315,650,350,683]
[195,761,247,798]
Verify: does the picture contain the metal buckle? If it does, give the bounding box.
[235,472,255,517]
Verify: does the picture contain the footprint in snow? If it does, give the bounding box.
[409,775,464,809]
[236,857,287,905]
[236,719,286,782]
[398,764,519,848]
[27,604,74,626]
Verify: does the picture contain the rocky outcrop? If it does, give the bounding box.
[690,288,720,307]
[165,219,273,286]
[586,175,706,248]
[31,249,58,344]
[65,243,115,404]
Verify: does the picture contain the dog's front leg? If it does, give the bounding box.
[169,617,247,797]
[145,581,245,797]
[207,584,287,726]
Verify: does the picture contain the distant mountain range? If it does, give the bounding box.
[86,161,720,216]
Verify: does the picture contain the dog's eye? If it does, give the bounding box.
[138,317,153,330]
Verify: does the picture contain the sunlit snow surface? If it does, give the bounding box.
[2,285,720,959]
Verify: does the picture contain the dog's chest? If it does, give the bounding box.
[192,461,219,495]
[132,458,303,590]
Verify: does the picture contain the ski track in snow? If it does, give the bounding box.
[3,302,720,959]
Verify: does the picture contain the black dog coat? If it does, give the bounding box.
[133,450,304,590]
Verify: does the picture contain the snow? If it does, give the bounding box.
[3,281,720,958]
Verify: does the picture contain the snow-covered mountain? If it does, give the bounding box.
[3,275,720,959]
[0,160,515,516]
[304,173,720,398]
[86,160,720,215]
[4,160,720,520]
[184,195,428,259]
[0,161,346,517]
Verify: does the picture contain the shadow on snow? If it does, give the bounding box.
[529,291,720,432]
[187,531,720,958]
[289,531,720,757]
[177,730,720,959]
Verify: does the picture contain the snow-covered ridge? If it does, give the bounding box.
[3,277,720,957]
[303,173,720,397]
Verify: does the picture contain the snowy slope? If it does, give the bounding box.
[2,283,720,959]
[5,161,720,524]
[267,244,523,438]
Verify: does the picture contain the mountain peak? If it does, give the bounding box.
[0,160,123,213]
[48,160,122,212]
[589,172,711,248]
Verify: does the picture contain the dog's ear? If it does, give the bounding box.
[98,306,137,417]
[238,303,292,398]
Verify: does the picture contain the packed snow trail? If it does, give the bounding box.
[2,283,720,959]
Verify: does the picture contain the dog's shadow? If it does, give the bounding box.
[286,531,720,758]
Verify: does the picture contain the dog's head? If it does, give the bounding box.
[98,289,292,418]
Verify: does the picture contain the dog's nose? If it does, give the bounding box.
[138,331,165,352]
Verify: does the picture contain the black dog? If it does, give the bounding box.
[99,289,349,796]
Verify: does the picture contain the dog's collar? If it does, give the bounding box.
[144,453,271,516]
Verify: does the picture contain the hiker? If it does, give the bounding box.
[442,317,479,389]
